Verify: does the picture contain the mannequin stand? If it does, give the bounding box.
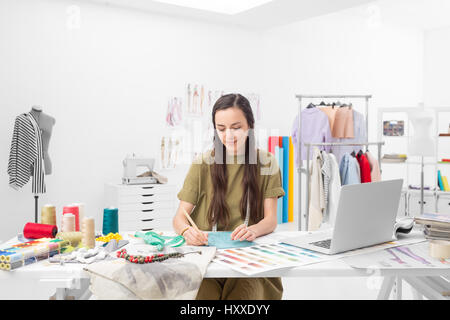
[34,195,39,223]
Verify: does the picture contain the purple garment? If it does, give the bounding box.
[331,110,367,164]
[291,108,333,165]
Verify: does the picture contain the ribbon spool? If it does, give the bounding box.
[23,222,58,239]
[56,232,83,246]
[82,217,95,248]
[62,213,76,232]
[429,240,450,259]
[63,205,80,231]
[103,208,119,235]
[41,204,56,226]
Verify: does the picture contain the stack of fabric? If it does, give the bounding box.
[381,154,407,163]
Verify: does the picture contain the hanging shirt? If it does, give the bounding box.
[332,110,367,164]
[356,153,372,183]
[319,106,337,132]
[339,153,361,186]
[332,106,354,138]
[7,113,46,194]
[365,151,381,182]
[291,108,333,165]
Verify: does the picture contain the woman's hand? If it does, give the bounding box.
[231,224,257,242]
[183,226,209,246]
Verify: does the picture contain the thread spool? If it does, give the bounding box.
[63,205,80,231]
[82,217,95,249]
[429,240,450,259]
[56,232,83,246]
[41,204,56,225]
[71,203,85,232]
[102,207,119,235]
[62,213,76,232]
[23,222,58,239]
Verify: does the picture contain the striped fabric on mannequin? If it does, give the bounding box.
[7,113,46,194]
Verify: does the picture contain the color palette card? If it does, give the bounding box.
[212,243,323,275]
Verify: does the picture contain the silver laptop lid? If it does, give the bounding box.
[330,179,403,253]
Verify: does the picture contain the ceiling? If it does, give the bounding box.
[76,0,376,29]
[375,0,450,31]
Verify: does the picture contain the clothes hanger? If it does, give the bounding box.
[351,151,356,157]
[307,103,316,109]
[357,149,364,157]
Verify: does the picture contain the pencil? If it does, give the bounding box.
[182,208,208,243]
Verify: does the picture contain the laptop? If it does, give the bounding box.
[281,179,403,255]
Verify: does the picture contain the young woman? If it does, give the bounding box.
[172,93,285,300]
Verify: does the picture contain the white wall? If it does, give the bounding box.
[0,0,264,242]
[424,26,450,106]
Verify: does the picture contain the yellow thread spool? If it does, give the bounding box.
[56,232,83,247]
[41,204,56,225]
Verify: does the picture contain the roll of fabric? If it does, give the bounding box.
[41,204,56,225]
[63,205,80,231]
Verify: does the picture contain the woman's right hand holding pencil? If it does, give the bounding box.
[183,226,208,246]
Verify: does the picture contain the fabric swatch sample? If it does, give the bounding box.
[207,232,254,249]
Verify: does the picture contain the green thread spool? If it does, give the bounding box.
[103,207,119,235]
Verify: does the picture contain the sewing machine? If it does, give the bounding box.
[122,156,157,185]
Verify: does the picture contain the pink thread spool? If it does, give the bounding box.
[63,205,80,231]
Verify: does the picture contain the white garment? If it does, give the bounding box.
[85,245,216,300]
[308,148,325,231]
[325,153,341,229]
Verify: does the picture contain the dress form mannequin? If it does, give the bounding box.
[29,105,56,175]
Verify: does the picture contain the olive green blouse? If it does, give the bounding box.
[177,149,285,231]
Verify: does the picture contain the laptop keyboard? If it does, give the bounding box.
[310,239,332,249]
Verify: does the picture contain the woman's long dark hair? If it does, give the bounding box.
[208,93,262,229]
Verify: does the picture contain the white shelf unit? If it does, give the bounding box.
[377,107,450,217]
[105,183,177,232]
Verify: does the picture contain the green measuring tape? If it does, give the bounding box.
[134,231,185,251]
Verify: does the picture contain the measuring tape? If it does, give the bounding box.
[134,231,185,251]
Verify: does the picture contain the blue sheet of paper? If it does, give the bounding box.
[207,232,254,249]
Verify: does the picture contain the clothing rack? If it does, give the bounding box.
[295,94,385,231]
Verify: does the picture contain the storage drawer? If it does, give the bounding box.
[119,208,174,220]
[437,194,450,215]
[407,193,436,217]
[120,218,174,232]
[118,201,174,211]
[397,192,407,217]
[118,193,174,204]
[116,185,175,196]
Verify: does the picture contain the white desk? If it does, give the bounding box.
[1,232,449,300]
